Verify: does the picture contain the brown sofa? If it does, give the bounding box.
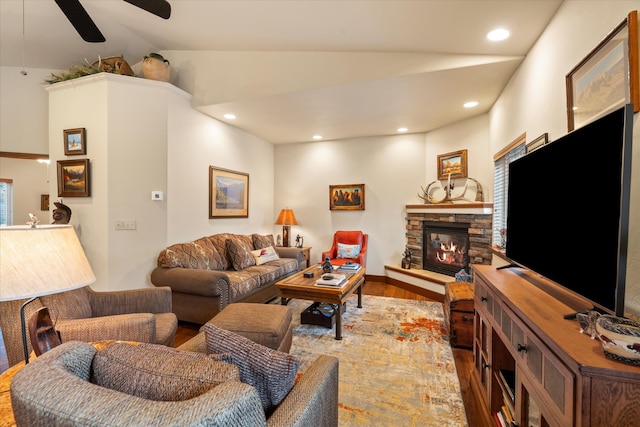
[151,233,303,324]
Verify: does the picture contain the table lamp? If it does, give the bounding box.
[0,225,96,363]
[275,208,298,247]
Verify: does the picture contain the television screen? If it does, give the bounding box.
[505,104,633,316]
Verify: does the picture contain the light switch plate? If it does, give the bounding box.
[152,191,163,201]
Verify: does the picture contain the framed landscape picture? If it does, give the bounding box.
[209,166,249,218]
[329,184,365,210]
[57,159,90,197]
[437,149,468,180]
[566,11,639,131]
[63,128,86,155]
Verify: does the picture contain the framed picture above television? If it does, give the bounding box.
[566,10,639,131]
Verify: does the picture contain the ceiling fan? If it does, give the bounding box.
[54,0,171,42]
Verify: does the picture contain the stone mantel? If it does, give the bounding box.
[406,202,493,215]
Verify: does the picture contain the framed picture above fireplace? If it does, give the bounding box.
[437,149,468,180]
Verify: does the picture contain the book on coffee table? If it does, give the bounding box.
[338,262,361,272]
[315,273,347,287]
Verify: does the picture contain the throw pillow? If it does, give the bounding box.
[92,342,240,401]
[252,234,276,250]
[226,236,256,270]
[204,323,300,412]
[251,246,280,265]
[337,243,361,259]
[157,242,224,270]
[193,238,226,271]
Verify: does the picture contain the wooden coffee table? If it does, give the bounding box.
[275,264,365,340]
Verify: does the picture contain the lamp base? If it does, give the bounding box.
[28,307,61,357]
[282,225,291,247]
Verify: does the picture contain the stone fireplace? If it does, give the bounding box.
[405,203,493,276]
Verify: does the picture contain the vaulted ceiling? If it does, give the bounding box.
[0,0,564,143]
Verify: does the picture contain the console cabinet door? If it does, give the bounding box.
[510,310,575,427]
[474,310,491,402]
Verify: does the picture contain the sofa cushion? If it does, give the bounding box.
[92,342,240,401]
[226,236,256,270]
[252,234,276,250]
[225,270,262,300]
[157,241,224,270]
[207,233,235,270]
[193,238,226,271]
[204,323,299,412]
[251,246,280,265]
[337,243,361,259]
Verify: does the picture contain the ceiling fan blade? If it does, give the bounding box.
[124,0,171,19]
[55,0,105,42]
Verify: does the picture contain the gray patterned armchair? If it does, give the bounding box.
[10,341,339,427]
[0,286,177,367]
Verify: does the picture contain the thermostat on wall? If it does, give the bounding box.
[151,191,163,201]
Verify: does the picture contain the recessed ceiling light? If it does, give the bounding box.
[313,135,323,140]
[463,101,479,108]
[223,113,236,120]
[397,127,408,133]
[487,28,510,41]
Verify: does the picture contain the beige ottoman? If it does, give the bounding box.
[209,303,293,353]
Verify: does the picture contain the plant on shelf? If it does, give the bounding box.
[45,56,134,84]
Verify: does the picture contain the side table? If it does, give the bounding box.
[0,360,23,426]
[299,246,311,268]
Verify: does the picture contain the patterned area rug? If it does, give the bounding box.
[280,295,468,426]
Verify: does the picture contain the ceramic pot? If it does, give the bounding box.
[142,55,170,82]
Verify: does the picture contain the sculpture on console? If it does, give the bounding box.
[52,201,72,224]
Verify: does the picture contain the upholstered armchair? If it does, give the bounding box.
[0,286,177,367]
[321,230,368,268]
[10,340,339,427]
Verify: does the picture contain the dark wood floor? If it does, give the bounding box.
[1,281,489,427]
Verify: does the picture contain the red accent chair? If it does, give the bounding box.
[321,231,368,268]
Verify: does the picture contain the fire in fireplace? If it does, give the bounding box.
[423,221,470,276]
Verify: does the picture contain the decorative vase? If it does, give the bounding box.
[142,53,170,82]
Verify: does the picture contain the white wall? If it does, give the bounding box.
[273,118,490,275]
[0,67,52,154]
[489,1,640,318]
[275,134,409,272]
[44,73,278,291]
[166,94,277,243]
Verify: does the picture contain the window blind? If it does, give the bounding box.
[492,143,526,247]
[0,179,14,226]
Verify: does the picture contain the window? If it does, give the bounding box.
[492,134,526,247]
[0,179,14,226]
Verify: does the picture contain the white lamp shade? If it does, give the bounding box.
[0,225,96,301]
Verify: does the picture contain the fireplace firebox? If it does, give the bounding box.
[423,221,470,276]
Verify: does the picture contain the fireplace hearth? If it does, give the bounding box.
[423,222,470,276]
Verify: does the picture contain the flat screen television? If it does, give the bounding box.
[505,104,633,317]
